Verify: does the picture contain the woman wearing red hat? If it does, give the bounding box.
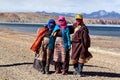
[70,14,92,76]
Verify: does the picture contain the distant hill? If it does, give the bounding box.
[0,12,58,23]
[38,10,120,19]
[83,10,120,19]
[0,12,120,24]
[37,11,75,18]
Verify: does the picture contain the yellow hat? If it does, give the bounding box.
[75,14,83,19]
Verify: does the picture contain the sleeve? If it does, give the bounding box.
[66,26,71,47]
[30,27,48,52]
[48,35,55,50]
[82,29,91,48]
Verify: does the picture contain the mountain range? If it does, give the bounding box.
[0,11,120,24]
[38,10,120,19]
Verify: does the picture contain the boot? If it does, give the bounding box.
[39,61,43,72]
[41,61,46,74]
[45,66,50,74]
[78,63,84,74]
[45,58,50,74]
[45,49,52,74]
[73,62,79,73]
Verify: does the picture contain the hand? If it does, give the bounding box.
[51,32,57,37]
[35,50,40,58]
[68,46,71,50]
[35,50,39,54]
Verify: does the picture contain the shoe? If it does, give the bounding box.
[73,71,79,75]
[55,70,59,74]
[73,71,85,77]
[45,66,50,74]
[73,71,81,75]
[46,71,49,74]
[62,71,67,75]
[54,70,61,74]
[41,69,45,74]
[39,68,43,73]
[79,74,86,77]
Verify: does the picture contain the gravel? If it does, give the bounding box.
[0,28,120,80]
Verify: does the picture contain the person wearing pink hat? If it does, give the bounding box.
[48,16,71,75]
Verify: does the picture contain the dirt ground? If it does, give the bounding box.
[0,28,120,80]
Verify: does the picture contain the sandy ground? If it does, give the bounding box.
[0,28,120,80]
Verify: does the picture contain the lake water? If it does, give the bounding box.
[0,23,120,37]
[87,24,120,37]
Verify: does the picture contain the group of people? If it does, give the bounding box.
[30,14,92,76]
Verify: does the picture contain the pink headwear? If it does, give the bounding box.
[57,16,67,30]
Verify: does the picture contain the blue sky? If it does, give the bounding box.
[0,0,120,13]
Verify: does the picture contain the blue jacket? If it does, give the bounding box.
[48,24,71,51]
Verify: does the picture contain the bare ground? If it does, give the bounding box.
[0,28,120,80]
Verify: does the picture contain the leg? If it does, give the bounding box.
[54,62,61,74]
[73,62,84,76]
[78,62,84,74]
[62,52,70,75]
[45,49,53,74]
[40,44,47,74]
[41,61,46,74]
[73,62,79,74]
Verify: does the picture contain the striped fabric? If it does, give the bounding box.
[53,37,66,62]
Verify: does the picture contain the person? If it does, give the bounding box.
[48,16,71,75]
[70,14,92,76]
[30,19,56,74]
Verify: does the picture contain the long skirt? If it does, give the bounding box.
[38,37,49,61]
[53,37,66,63]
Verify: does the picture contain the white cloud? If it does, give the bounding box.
[0,0,119,13]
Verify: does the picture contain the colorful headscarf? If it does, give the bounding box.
[76,19,83,26]
[47,19,56,30]
[57,16,67,30]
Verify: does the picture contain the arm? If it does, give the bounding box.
[66,27,71,47]
[82,30,91,48]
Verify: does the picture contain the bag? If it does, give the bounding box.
[33,57,42,72]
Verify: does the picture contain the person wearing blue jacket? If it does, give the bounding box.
[48,16,71,75]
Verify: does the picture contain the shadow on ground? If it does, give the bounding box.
[0,62,33,67]
[83,71,120,78]
[84,64,108,69]
[0,63,120,78]
[69,64,120,78]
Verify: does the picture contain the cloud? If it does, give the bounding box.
[0,0,119,13]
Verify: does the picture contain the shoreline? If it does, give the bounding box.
[0,23,120,38]
[0,27,120,38]
[0,22,120,27]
